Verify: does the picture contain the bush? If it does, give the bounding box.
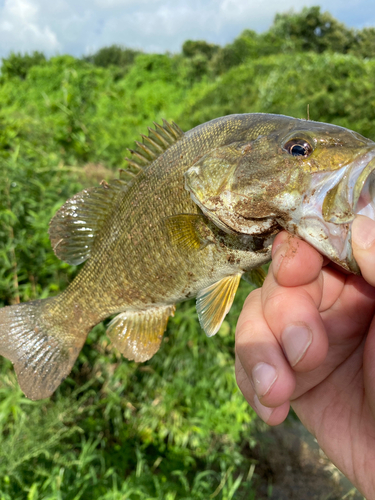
[0,51,46,81]
[84,45,141,71]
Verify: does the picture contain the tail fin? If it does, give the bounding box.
[0,297,91,400]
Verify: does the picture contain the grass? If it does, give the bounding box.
[0,281,267,499]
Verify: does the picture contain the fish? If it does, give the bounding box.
[1,113,375,400]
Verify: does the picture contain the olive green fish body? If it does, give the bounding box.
[2,113,375,400]
[70,115,275,315]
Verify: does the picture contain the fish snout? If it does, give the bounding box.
[323,150,375,224]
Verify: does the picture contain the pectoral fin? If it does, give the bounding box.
[196,273,241,337]
[242,267,267,288]
[106,305,176,362]
[165,214,210,251]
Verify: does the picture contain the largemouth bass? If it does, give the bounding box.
[1,113,375,400]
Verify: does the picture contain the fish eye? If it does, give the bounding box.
[284,139,313,157]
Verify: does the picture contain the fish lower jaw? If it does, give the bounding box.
[285,217,356,272]
[284,153,375,273]
[282,202,356,273]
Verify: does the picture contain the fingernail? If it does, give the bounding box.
[352,215,375,250]
[271,240,284,258]
[253,395,273,423]
[281,324,312,367]
[251,362,277,397]
[272,244,287,277]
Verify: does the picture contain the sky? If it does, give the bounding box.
[0,0,374,59]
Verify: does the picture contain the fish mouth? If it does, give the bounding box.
[286,149,375,273]
[186,146,375,273]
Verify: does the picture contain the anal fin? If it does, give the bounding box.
[196,274,241,337]
[106,305,176,362]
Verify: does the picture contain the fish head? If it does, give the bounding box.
[184,114,375,273]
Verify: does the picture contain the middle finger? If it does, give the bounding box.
[262,263,329,372]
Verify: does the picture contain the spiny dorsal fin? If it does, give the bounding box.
[49,179,127,265]
[118,169,138,182]
[196,274,242,337]
[106,305,176,362]
[124,119,184,172]
[242,267,267,288]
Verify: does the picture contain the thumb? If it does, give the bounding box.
[352,215,375,287]
[364,321,375,423]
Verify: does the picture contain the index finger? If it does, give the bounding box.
[352,215,375,287]
[272,231,324,288]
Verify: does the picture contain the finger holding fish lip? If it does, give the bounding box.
[271,231,324,287]
[352,215,375,287]
[235,237,329,422]
[271,232,347,312]
[235,237,338,424]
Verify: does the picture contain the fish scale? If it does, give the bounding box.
[1,113,375,400]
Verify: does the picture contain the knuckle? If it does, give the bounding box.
[235,318,257,346]
[243,288,261,307]
[235,360,251,391]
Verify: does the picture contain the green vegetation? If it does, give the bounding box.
[0,6,373,498]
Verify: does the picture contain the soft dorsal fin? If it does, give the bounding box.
[196,273,242,337]
[106,305,176,362]
[49,179,127,265]
[49,119,184,266]
[125,119,184,172]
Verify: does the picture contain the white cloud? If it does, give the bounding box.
[8,0,37,20]
[0,0,374,59]
[0,0,60,55]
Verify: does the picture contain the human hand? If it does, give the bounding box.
[235,215,375,498]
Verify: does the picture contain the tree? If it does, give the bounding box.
[182,40,219,60]
[270,6,355,54]
[84,45,140,69]
[351,27,375,58]
[181,40,219,80]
